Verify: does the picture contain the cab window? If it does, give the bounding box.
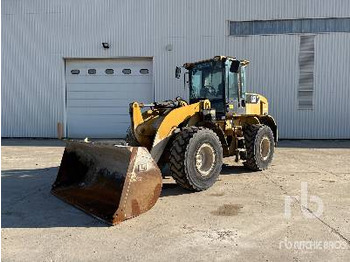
[240,66,246,99]
[228,71,238,100]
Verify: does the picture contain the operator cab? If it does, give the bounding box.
[181,56,249,119]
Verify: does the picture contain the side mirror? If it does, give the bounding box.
[175,66,181,79]
[230,60,240,73]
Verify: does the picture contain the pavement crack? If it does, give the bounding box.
[301,205,350,246]
[262,173,350,246]
[262,173,288,195]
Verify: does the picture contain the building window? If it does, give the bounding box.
[139,69,149,74]
[122,69,132,75]
[71,69,80,75]
[105,69,114,74]
[298,35,315,110]
[88,69,96,75]
[229,18,350,36]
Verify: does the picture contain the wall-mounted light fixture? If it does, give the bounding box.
[102,42,110,49]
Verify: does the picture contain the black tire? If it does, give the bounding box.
[169,127,223,191]
[243,124,274,171]
[125,126,140,146]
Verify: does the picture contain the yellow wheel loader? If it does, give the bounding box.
[52,56,277,225]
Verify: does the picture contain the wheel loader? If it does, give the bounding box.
[52,56,277,225]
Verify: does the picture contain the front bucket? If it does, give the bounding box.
[51,142,162,225]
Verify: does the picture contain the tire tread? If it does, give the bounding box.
[169,127,222,191]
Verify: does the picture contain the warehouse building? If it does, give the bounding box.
[2,0,350,139]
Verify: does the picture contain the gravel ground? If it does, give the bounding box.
[1,139,350,261]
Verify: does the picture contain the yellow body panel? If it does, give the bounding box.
[245,93,269,115]
[130,102,163,148]
[150,100,210,161]
[130,100,210,162]
[131,102,144,128]
[152,101,207,145]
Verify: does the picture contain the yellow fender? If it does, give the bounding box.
[150,100,210,162]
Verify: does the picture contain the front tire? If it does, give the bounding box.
[243,124,274,171]
[169,127,223,191]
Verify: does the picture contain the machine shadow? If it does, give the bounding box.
[220,164,255,175]
[160,163,252,197]
[2,163,250,228]
[1,167,105,228]
[160,183,192,197]
[1,167,195,228]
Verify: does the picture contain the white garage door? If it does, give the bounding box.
[66,58,153,138]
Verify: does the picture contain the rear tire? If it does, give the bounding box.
[243,124,274,171]
[169,127,223,191]
[125,126,140,146]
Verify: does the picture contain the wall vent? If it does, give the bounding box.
[298,35,315,110]
[229,18,350,36]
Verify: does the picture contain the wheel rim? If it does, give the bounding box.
[195,143,216,176]
[260,137,271,161]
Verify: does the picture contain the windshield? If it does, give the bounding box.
[190,61,224,100]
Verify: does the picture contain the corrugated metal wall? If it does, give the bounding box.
[2,0,350,138]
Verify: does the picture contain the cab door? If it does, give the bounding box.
[226,61,246,115]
